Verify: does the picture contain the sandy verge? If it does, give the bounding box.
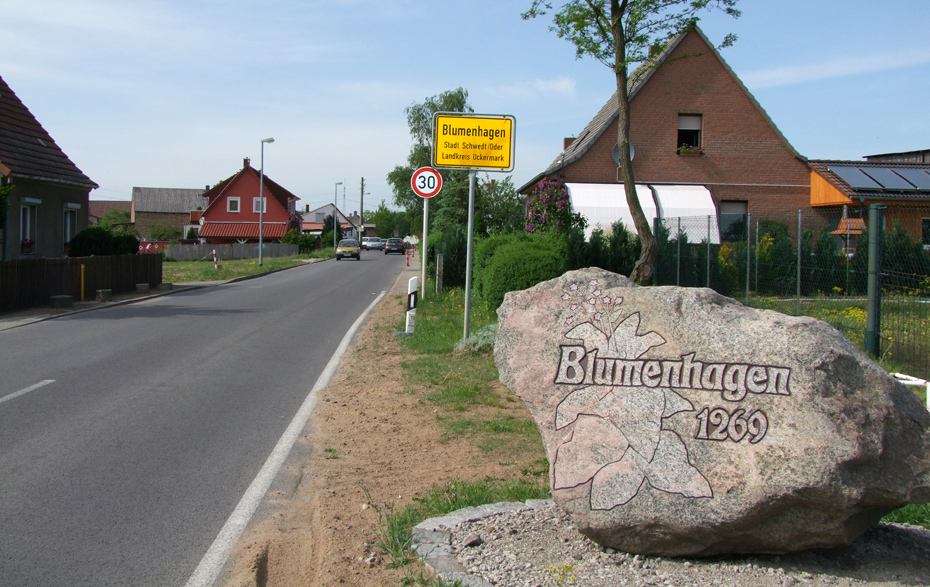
[221,271,540,587]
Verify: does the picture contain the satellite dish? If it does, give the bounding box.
[612,142,635,163]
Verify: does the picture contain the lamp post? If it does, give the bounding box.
[333,181,343,248]
[259,137,274,266]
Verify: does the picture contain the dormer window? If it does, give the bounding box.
[677,114,702,153]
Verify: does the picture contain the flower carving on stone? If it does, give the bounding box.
[553,281,712,510]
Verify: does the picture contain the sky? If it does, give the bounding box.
[2,0,928,214]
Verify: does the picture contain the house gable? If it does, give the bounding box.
[519,27,812,221]
[0,75,96,258]
[199,159,300,242]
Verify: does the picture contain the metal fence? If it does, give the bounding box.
[0,254,163,312]
[655,204,930,380]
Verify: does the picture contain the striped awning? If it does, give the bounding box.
[199,222,289,239]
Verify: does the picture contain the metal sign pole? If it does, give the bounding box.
[421,197,428,300]
[463,170,477,340]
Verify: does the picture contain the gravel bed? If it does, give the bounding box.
[447,504,930,587]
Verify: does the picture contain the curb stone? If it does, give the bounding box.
[412,499,555,585]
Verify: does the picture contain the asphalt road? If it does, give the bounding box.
[0,253,405,587]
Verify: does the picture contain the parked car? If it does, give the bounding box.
[364,237,384,251]
[384,238,405,255]
[336,239,360,260]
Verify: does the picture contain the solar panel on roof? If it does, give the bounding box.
[828,166,882,190]
[860,167,919,190]
[891,168,930,190]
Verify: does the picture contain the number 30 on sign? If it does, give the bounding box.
[411,167,443,199]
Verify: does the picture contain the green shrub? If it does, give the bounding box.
[482,233,567,309]
[68,226,115,256]
[473,233,531,296]
[113,233,140,255]
[149,223,182,241]
[430,225,468,288]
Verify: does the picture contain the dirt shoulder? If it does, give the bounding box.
[221,270,539,587]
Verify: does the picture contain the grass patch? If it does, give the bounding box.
[882,503,930,529]
[396,287,544,457]
[748,294,929,381]
[163,253,332,283]
[370,478,550,568]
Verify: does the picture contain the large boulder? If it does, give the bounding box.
[494,267,930,556]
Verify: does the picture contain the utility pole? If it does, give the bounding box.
[359,177,365,240]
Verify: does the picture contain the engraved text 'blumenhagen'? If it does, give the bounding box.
[554,346,792,402]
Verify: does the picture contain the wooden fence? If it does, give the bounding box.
[0,254,163,313]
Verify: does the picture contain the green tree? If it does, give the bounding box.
[367,201,396,238]
[386,87,473,233]
[149,223,182,241]
[322,214,343,245]
[97,208,131,231]
[523,0,740,284]
[478,176,525,236]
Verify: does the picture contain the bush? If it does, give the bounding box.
[473,232,532,296]
[68,226,115,256]
[482,233,567,309]
[113,233,140,255]
[149,223,182,242]
[429,225,469,288]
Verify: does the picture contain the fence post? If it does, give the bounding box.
[745,212,751,303]
[755,219,759,293]
[865,204,884,357]
[706,215,711,288]
[653,217,661,284]
[796,210,802,316]
[676,217,681,286]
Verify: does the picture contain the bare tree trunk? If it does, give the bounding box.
[611,0,658,285]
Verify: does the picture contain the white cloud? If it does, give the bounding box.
[742,49,930,89]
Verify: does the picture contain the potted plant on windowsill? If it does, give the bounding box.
[677,143,704,156]
[21,238,35,254]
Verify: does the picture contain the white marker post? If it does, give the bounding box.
[405,276,419,334]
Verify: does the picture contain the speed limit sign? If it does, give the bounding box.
[411,167,443,198]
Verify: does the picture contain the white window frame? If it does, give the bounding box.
[228,197,240,213]
[63,208,78,246]
[253,197,266,213]
[21,204,38,253]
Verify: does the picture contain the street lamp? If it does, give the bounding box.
[334,181,343,248]
[259,137,274,266]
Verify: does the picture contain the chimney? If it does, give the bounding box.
[563,137,575,151]
[305,204,309,213]
[243,157,251,168]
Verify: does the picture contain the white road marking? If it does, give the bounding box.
[184,290,387,587]
[0,380,55,406]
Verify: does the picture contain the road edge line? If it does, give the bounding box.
[184,290,388,587]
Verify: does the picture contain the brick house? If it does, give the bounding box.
[518,26,817,237]
[131,187,207,240]
[199,158,301,244]
[0,74,98,259]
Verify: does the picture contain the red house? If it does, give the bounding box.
[198,158,301,244]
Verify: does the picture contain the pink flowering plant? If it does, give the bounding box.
[525,179,588,234]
